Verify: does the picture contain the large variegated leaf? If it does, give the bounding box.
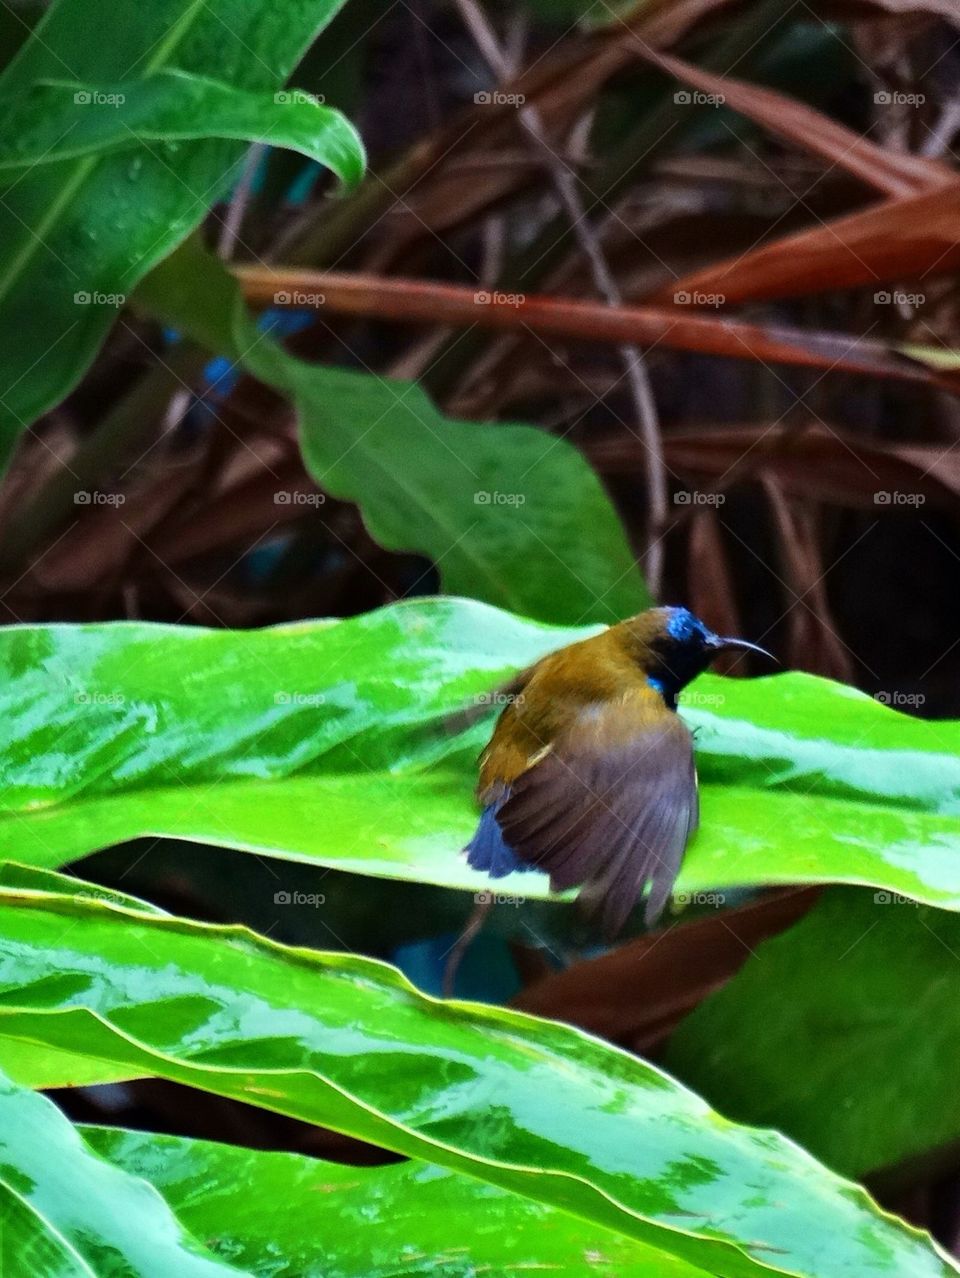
[86,1127,708,1277]
[0,597,958,913]
[0,873,952,1278]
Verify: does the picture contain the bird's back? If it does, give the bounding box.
[478,626,664,794]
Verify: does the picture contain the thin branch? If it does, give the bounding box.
[218,143,268,260]
[233,265,956,393]
[453,0,669,594]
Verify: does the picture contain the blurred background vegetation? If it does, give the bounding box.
[5,0,960,710]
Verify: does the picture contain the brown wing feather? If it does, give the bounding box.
[496,704,698,933]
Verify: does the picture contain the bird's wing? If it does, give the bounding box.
[495,700,698,934]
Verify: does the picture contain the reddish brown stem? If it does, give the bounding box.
[233,265,957,393]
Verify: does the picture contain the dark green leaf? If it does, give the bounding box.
[137,236,650,624]
[0,0,350,468]
[0,71,363,183]
[665,886,960,1178]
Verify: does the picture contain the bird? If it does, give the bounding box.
[464,606,773,937]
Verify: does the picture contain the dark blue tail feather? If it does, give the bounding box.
[466,803,521,878]
[465,790,530,878]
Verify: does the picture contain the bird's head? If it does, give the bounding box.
[620,606,774,706]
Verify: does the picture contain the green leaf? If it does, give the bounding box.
[0,878,951,1278]
[0,0,351,469]
[2,597,960,912]
[85,1127,710,1276]
[0,1068,245,1276]
[664,886,960,1179]
[0,71,363,184]
[136,235,650,624]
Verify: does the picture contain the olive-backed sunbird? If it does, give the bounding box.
[464,606,773,934]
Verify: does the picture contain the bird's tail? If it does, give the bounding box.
[464,791,523,878]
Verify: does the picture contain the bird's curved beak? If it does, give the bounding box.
[706,634,778,663]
